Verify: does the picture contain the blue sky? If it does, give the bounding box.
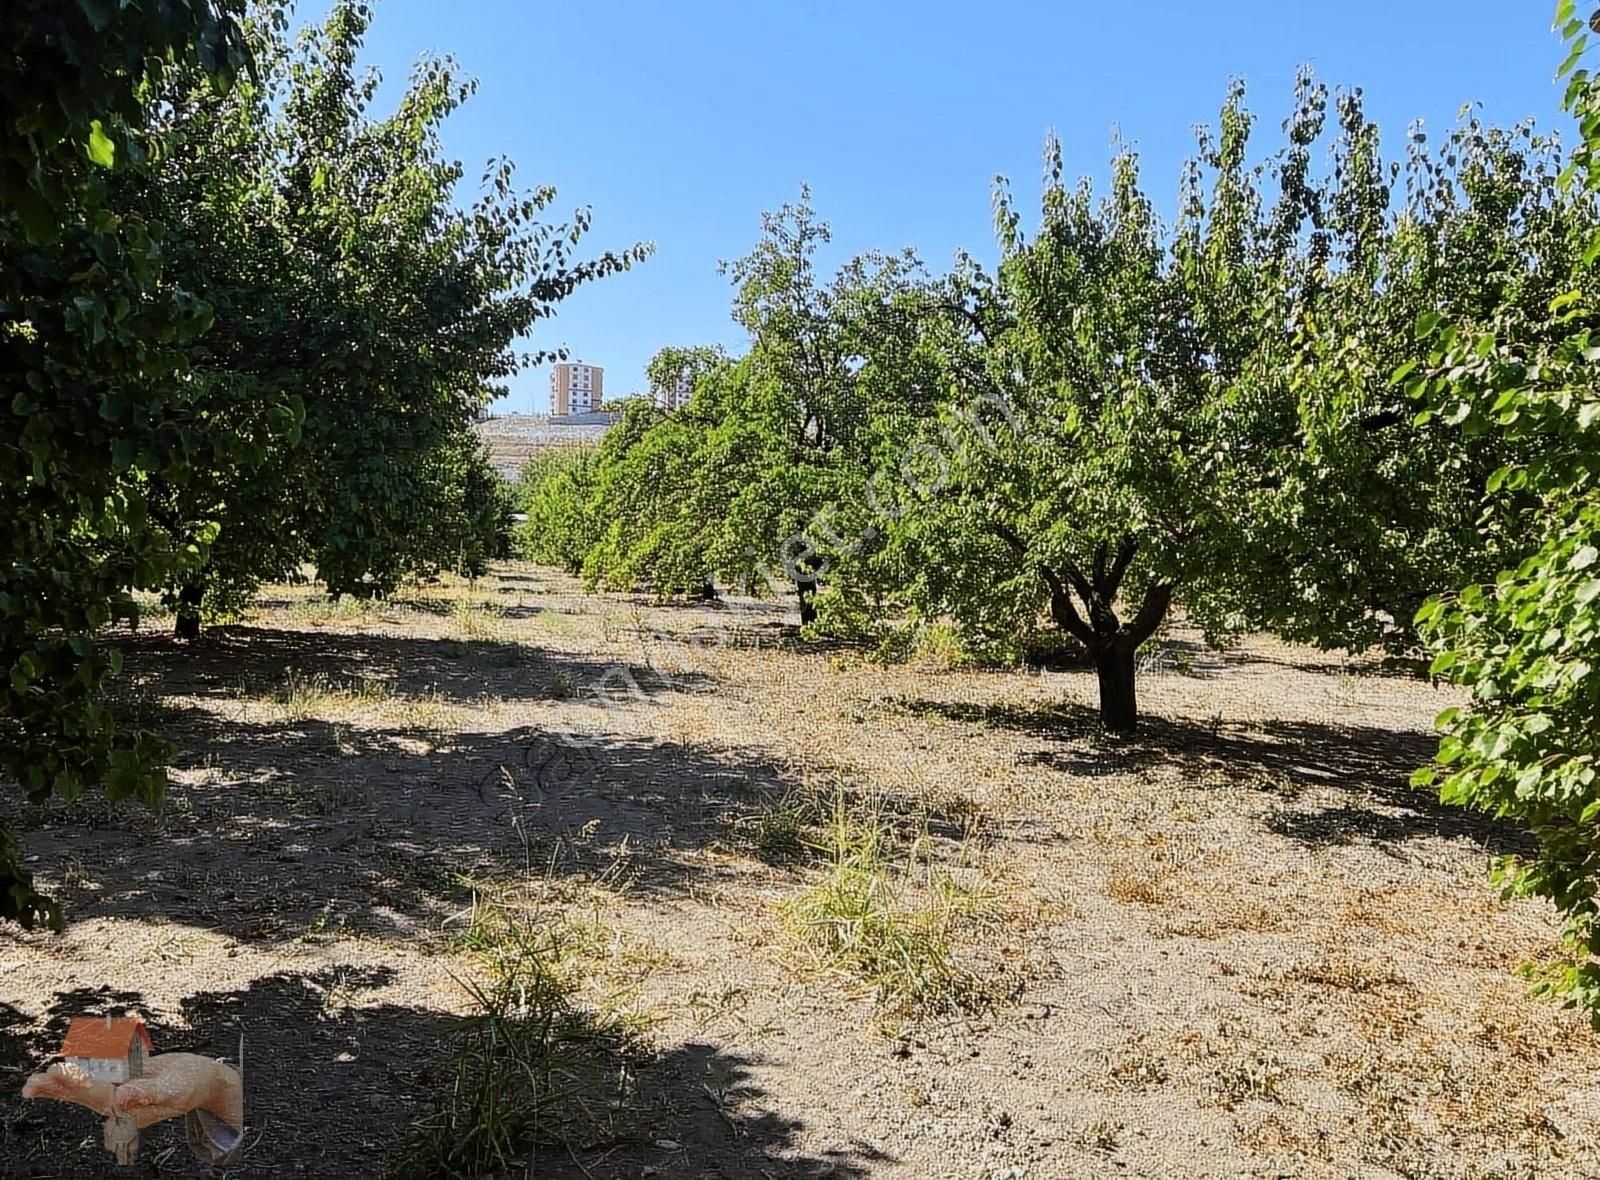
[329,1,1567,413]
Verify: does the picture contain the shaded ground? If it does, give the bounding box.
[3,564,1598,1178]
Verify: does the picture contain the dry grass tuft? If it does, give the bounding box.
[778,793,1009,1018]
[1099,1033,1171,1091]
[1104,861,1168,905]
[1069,1118,1124,1153]
[1156,895,1282,939]
[451,599,506,642]
[247,671,471,744]
[1201,1046,1287,1110]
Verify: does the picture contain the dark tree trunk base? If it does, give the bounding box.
[796,584,818,627]
[1094,637,1139,733]
[174,584,204,641]
[987,527,1173,735]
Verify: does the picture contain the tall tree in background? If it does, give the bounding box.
[1,0,643,927]
[516,446,602,573]
[0,0,250,926]
[140,2,645,626]
[892,91,1313,732]
[558,198,947,620]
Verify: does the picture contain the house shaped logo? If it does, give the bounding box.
[59,1016,152,1085]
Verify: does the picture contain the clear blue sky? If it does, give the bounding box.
[325,1,1566,414]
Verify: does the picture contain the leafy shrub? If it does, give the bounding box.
[1410,3,1600,1022]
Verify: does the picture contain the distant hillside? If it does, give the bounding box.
[475,413,613,480]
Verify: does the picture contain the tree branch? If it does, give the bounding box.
[987,518,1029,557]
[1107,535,1139,596]
[1038,564,1096,646]
[1127,582,1175,647]
[1061,562,1096,618]
[1359,407,1408,431]
[936,296,999,350]
[985,521,1096,646]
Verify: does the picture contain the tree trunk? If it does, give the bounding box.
[1094,636,1139,734]
[796,581,817,627]
[174,583,204,641]
[985,525,1173,734]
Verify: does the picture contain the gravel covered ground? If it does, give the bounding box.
[475,413,611,479]
[2,562,1597,1178]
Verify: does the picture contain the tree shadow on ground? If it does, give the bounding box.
[116,625,714,708]
[1212,644,1433,681]
[0,972,881,1178]
[4,711,811,947]
[896,697,1531,856]
[8,610,1010,954]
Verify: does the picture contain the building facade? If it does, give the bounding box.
[550,361,603,417]
[652,366,695,412]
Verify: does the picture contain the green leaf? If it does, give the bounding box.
[8,182,58,244]
[77,0,115,31]
[1550,288,1583,314]
[86,120,116,169]
[1559,36,1588,79]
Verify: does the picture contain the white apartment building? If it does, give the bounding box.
[550,361,603,417]
[653,367,695,412]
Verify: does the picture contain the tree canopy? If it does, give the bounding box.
[1411,1,1600,1022]
[1,0,642,926]
[1,0,251,927]
[526,77,1585,733]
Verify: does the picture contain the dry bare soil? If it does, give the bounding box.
[2,563,1598,1179]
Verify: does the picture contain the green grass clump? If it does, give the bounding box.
[395,899,633,1179]
[451,599,506,642]
[779,794,1001,1017]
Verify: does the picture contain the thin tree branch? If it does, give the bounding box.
[987,518,1029,556]
[1107,535,1139,595]
[935,297,1000,350]
[1359,407,1408,431]
[1038,564,1096,646]
[1127,582,1176,646]
[1060,562,1097,617]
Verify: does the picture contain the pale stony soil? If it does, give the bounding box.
[3,562,1599,1179]
[475,413,609,478]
